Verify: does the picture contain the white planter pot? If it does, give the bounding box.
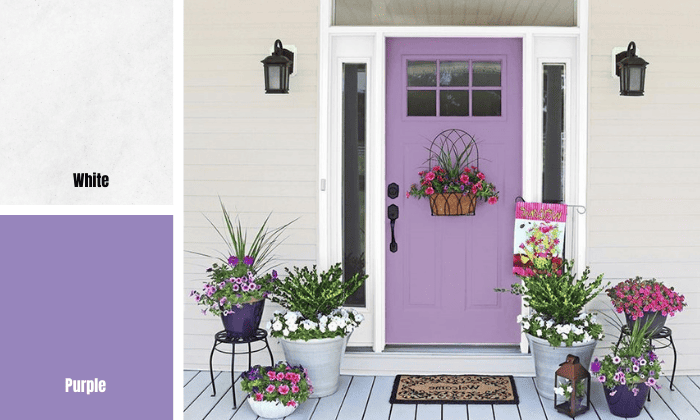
[527,334,598,400]
[279,335,350,398]
[247,399,296,419]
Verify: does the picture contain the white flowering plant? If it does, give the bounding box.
[267,264,368,341]
[554,378,586,400]
[518,312,604,347]
[267,308,364,341]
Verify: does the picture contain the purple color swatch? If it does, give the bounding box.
[0,216,173,420]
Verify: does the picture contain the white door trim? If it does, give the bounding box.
[319,0,589,355]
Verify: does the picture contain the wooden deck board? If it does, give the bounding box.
[441,404,467,420]
[363,375,394,420]
[336,376,374,420]
[512,378,547,420]
[415,404,441,420]
[656,377,700,420]
[183,373,700,420]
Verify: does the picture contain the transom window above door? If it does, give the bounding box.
[406,59,503,117]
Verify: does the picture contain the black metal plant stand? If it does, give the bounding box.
[208,329,274,408]
[615,326,677,400]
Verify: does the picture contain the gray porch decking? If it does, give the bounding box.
[185,371,700,420]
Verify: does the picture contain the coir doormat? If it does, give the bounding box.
[390,374,519,405]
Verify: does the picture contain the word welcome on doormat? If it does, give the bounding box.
[390,374,519,405]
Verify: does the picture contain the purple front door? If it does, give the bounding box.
[385,37,523,344]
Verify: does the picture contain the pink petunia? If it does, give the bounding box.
[460,174,470,184]
[488,196,498,205]
[277,372,286,380]
[287,400,298,407]
[255,393,264,401]
[292,385,300,394]
[268,371,277,381]
[477,172,485,180]
[266,384,276,393]
[425,172,436,181]
[278,385,290,395]
[425,186,435,195]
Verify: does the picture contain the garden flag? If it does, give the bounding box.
[513,202,567,276]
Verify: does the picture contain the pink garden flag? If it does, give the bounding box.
[513,202,567,276]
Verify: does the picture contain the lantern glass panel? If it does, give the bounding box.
[629,66,643,92]
[267,66,282,91]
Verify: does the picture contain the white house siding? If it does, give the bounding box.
[587,0,700,374]
[184,0,320,370]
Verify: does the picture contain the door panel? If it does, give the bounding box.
[385,37,523,344]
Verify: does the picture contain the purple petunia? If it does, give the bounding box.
[244,255,255,266]
[228,256,239,266]
[590,358,601,373]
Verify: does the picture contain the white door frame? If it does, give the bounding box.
[318,0,589,354]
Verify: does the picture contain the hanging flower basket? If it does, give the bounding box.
[429,192,477,216]
[406,129,498,216]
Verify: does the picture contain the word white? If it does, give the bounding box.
[73,172,109,187]
[65,378,107,395]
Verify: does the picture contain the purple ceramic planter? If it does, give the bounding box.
[604,384,649,418]
[625,311,666,336]
[220,299,265,339]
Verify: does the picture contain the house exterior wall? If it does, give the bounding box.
[184,0,320,369]
[587,0,700,373]
[184,0,700,374]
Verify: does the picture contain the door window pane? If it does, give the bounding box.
[473,61,501,86]
[472,90,501,116]
[407,61,437,86]
[407,90,436,116]
[343,63,367,306]
[440,61,469,86]
[440,90,469,116]
[542,64,566,203]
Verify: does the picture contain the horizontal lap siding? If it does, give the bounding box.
[588,0,700,373]
[184,0,319,370]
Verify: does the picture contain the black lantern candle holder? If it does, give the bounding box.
[261,39,294,94]
[554,354,591,418]
[615,41,649,96]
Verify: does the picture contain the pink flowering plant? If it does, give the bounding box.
[590,318,663,395]
[606,277,686,320]
[241,361,313,408]
[406,145,498,204]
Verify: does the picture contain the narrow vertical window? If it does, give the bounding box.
[343,63,367,306]
[542,64,566,203]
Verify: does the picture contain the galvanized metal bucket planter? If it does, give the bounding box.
[279,334,350,398]
[527,334,598,400]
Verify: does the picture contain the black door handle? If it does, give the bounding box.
[388,204,399,253]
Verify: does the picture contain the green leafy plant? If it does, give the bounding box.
[496,248,609,346]
[267,264,368,340]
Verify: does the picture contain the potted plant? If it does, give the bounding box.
[554,378,587,412]
[406,133,498,215]
[590,319,663,418]
[267,263,367,397]
[496,250,607,400]
[240,361,313,419]
[190,200,295,338]
[607,277,686,336]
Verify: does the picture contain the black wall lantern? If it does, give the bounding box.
[262,39,294,94]
[615,41,649,96]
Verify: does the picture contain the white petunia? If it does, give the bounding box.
[523,321,530,330]
[516,315,523,323]
[288,323,298,332]
[272,321,283,331]
[536,329,542,337]
[283,329,289,337]
[328,321,338,332]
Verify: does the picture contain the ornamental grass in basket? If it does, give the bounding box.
[406,145,499,204]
